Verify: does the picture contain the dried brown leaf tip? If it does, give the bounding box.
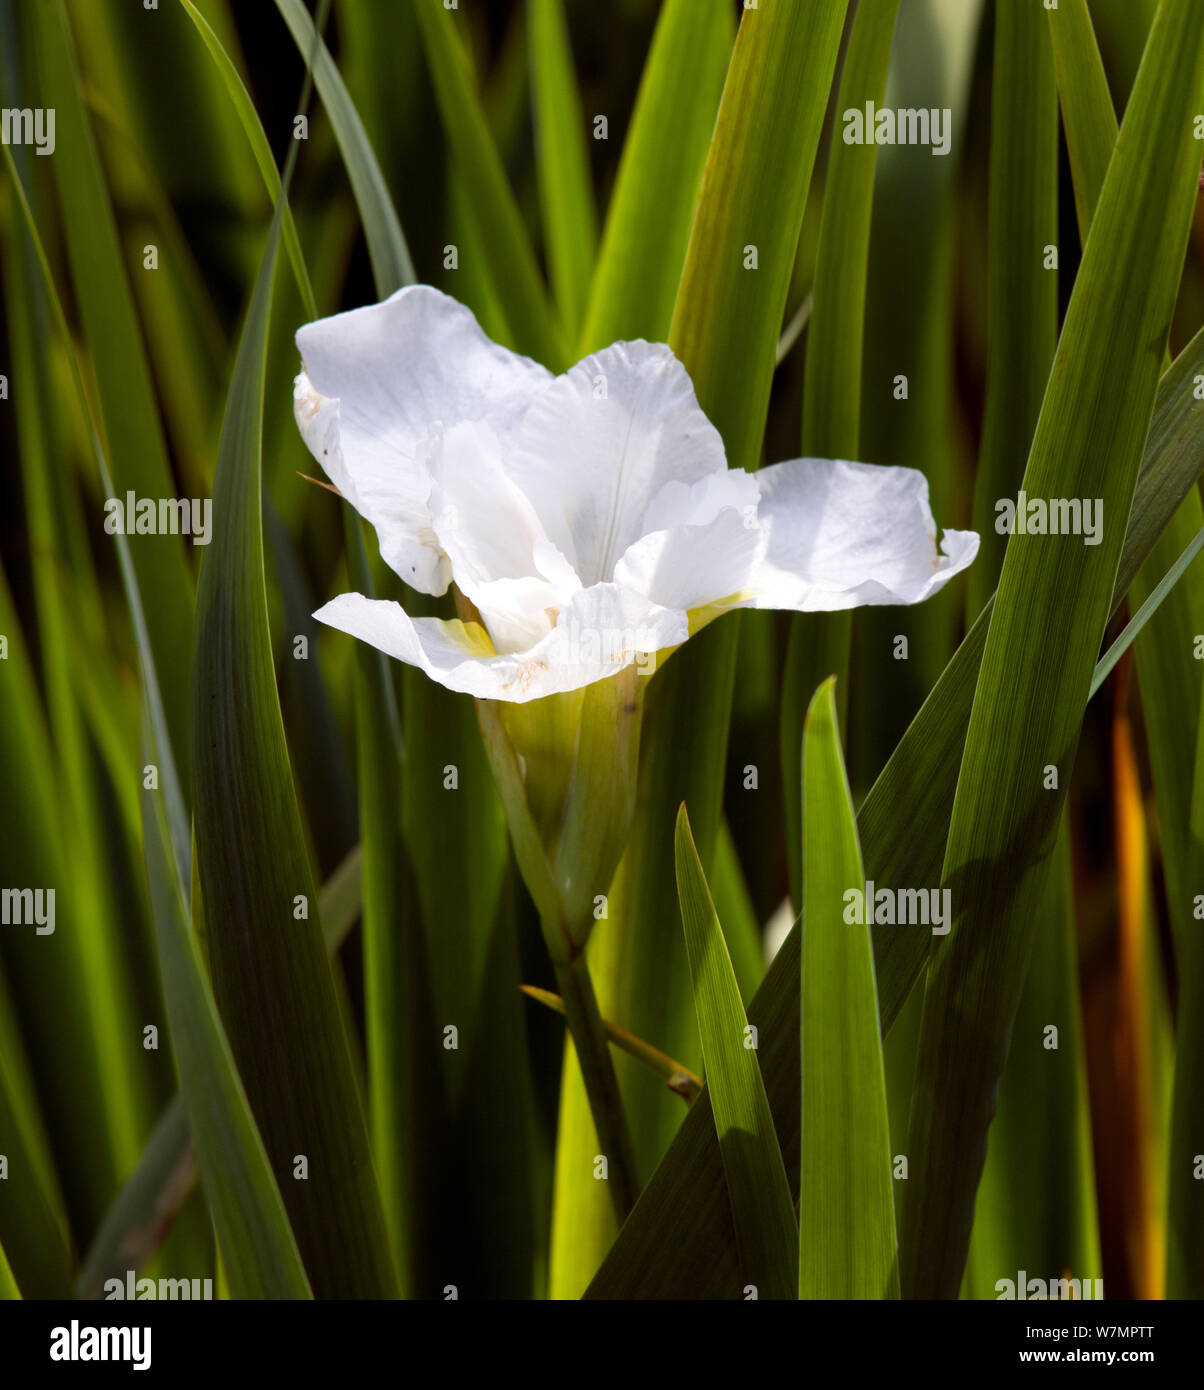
[298,472,343,497]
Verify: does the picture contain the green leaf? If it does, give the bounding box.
[675,807,796,1300]
[851,0,982,774]
[1092,523,1204,700]
[0,950,72,1299]
[2,105,314,1299]
[75,1097,189,1301]
[1048,0,1117,242]
[955,0,1099,1297]
[962,819,1101,1298]
[801,0,898,461]
[782,0,899,907]
[412,0,566,365]
[141,722,313,1299]
[0,133,159,1226]
[1051,22,1204,1286]
[670,0,849,474]
[34,0,196,798]
[572,0,903,1300]
[901,0,1204,1298]
[74,840,392,1300]
[273,0,413,296]
[579,0,733,353]
[800,679,897,1299]
[191,55,400,1295]
[967,0,1058,612]
[0,1240,19,1301]
[585,321,1204,1298]
[180,0,316,321]
[711,819,766,1005]
[528,0,597,338]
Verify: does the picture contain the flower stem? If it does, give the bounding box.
[552,951,640,1224]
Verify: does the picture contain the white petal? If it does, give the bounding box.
[746,458,979,610]
[614,508,763,616]
[427,421,581,653]
[294,285,551,593]
[640,467,761,534]
[503,341,729,586]
[314,585,688,704]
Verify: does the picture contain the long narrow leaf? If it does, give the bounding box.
[528,0,597,338]
[586,321,1204,1298]
[273,0,414,296]
[579,0,733,353]
[901,0,1204,1297]
[412,0,565,365]
[191,43,400,1295]
[800,678,897,1299]
[676,807,796,1300]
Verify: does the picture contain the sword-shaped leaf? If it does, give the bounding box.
[676,807,796,1300]
[800,679,897,1299]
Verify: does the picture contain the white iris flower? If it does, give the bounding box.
[296,285,978,702]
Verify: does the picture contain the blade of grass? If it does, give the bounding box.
[528,0,597,339]
[412,0,565,366]
[956,0,1097,1296]
[711,818,765,1005]
[191,25,400,1294]
[0,953,73,1299]
[1048,0,1117,238]
[273,0,414,297]
[0,1241,18,1300]
[1090,0,1158,109]
[585,320,1204,1297]
[781,0,900,908]
[676,807,796,1300]
[967,0,1058,612]
[141,720,313,1299]
[74,1097,190,1301]
[1053,0,1204,1059]
[5,230,160,1163]
[800,678,897,1299]
[34,0,196,797]
[579,0,733,353]
[901,0,1204,1297]
[1052,0,1196,1299]
[670,0,849,475]
[73,844,377,1300]
[961,817,1101,1298]
[1092,524,1204,699]
[180,0,316,321]
[851,0,982,780]
[3,122,317,1299]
